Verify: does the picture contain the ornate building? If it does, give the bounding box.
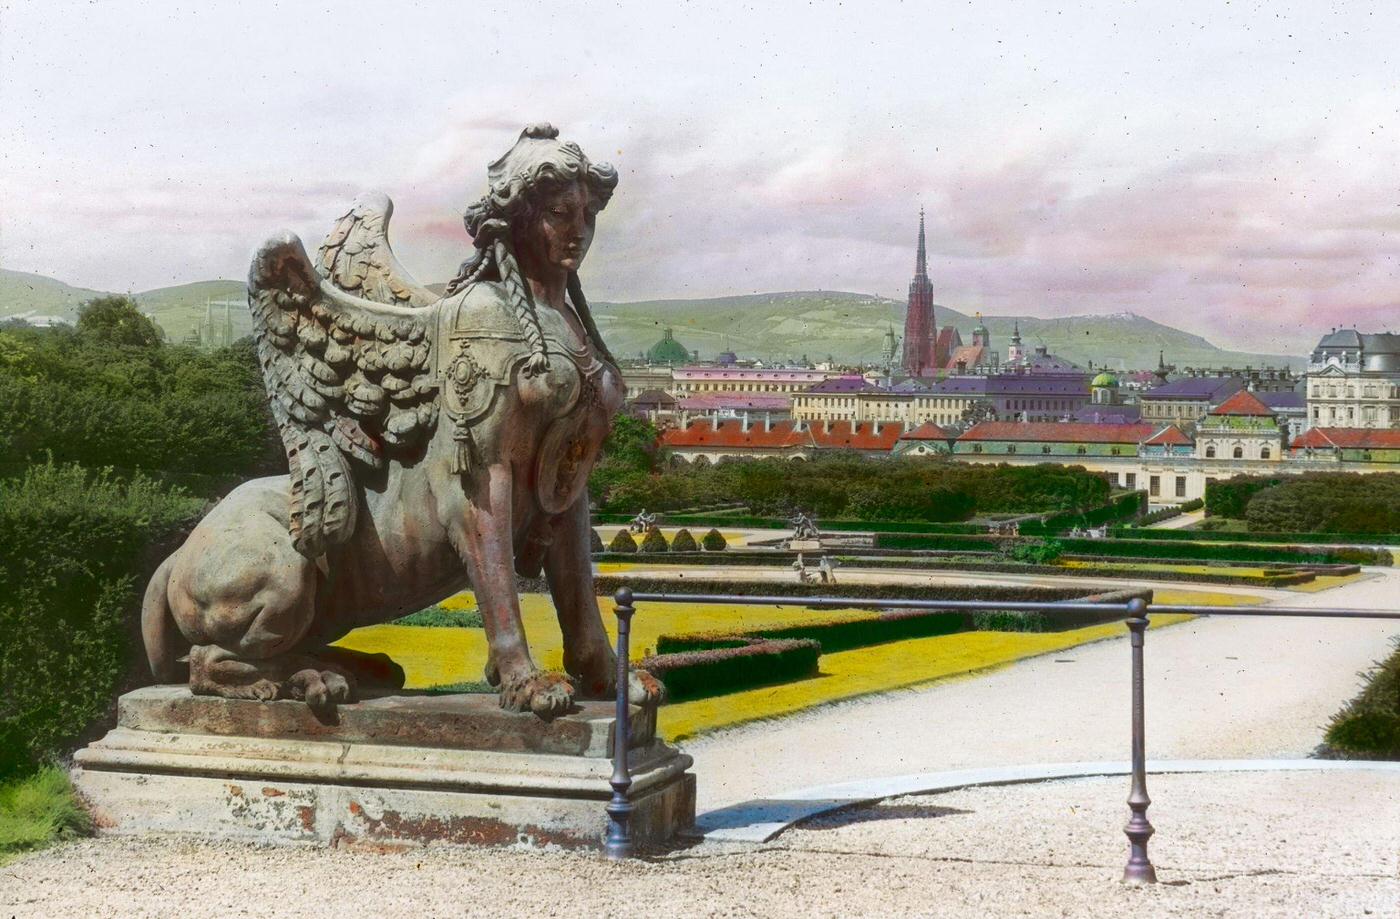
[1306,329,1400,429]
[900,210,939,376]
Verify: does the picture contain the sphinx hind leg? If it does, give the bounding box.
[188,645,353,706]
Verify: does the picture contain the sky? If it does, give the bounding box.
[1,0,1398,355]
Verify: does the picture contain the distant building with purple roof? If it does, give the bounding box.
[1138,376,1246,427]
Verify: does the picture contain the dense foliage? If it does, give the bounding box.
[1206,473,1399,535]
[0,300,279,478]
[1244,475,1400,534]
[0,462,205,779]
[593,454,1111,522]
[1325,638,1400,760]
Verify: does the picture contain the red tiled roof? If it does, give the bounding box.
[900,421,951,441]
[660,419,905,452]
[1142,425,1192,446]
[1290,428,1400,450]
[809,420,905,451]
[662,419,809,449]
[959,422,1158,444]
[1211,389,1274,416]
[945,344,986,369]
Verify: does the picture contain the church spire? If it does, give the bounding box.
[915,207,928,278]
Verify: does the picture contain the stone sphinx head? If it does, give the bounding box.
[446,124,619,368]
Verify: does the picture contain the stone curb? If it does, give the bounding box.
[694,758,1400,843]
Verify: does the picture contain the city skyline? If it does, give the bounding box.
[2,1,1399,356]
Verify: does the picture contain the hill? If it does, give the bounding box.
[591,291,1303,371]
[0,269,1301,370]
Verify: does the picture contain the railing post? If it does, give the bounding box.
[1122,596,1157,884]
[604,587,635,860]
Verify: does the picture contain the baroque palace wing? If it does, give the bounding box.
[316,192,439,307]
[249,232,438,557]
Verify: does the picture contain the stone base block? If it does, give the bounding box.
[72,686,695,851]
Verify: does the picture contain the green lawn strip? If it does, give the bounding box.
[391,605,483,628]
[0,767,90,865]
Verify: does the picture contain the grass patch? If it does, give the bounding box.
[420,681,495,694]
[0,767,90,865]
[391,604,483,628]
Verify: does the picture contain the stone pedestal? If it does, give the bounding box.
[72,686,694,851]
[787,539,822,552]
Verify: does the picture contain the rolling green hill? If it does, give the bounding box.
[0,269,1301,370]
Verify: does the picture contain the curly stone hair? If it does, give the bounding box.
[445,124,619,370]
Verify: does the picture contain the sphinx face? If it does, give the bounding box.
[518,179,598,275]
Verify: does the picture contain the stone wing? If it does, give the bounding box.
[316,193,439,308]
[249,232,438,557]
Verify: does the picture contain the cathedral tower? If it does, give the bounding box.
[900,210,938,376]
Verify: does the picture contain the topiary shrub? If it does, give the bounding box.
[608,530,638,553]
[671,528,698,552]
[638,527,670,553]
[589,528,604,553]
[701,528,728,551]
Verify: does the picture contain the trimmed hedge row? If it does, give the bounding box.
[1324,637,1400,760]
[1017,490,1147,535]
[593,512,986,535]
[594,574,1105,604]
[657,608,967,655]
[0,462,206,780]
[1132,498,1204,527]
[874,533,1392,565]
[640,639,821,701]
[592,550,1316,586]
[1108,526,1400,546]
[970,588,1153,632]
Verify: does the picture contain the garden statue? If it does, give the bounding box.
[789,512,821,542]
[141,124,661,718]
[628,509,657,534]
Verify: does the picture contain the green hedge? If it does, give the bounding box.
[1017,490,1146,535]
[970,588,1152,632]
[1324,637,1400,759]
[594,574,1101,605]
[640,639,820,701]
[1107,526,1400,547]
[1245,475,1400,535]
[657,608,968,655]
[0,461,206,780]
[876,532,1391,565]
[1205,475,1282,519]
[592,512,987,534]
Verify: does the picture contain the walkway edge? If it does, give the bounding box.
[694,758,1400,842]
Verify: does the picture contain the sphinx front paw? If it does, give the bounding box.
[499,669,575,719]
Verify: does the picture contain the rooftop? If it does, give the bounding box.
[1210,389,1276,417]
[673,367,828,382]
[958,421,1158,444]
[1290,427,1400,450]
[804,375,882,394]
[899,421,952,441]
[1140,377,1245,400]
[1142,425,1193,446]
[661,418,905,452]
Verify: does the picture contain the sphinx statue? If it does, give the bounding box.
[140,124,659,718]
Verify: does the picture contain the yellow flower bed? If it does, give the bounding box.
[334,587,1252,739]
[658,613,1196,740]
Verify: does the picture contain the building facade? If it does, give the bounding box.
[1305,329,1400,429]
[1194,390,1287,462]
[1137,376,1245,428]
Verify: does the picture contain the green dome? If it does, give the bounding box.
[1090,371,1120,388]
[647,328,691,364]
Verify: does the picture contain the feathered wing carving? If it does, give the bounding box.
[249,233,438,557]
[316,193,439,308]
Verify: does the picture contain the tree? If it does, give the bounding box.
[75,296,164,348]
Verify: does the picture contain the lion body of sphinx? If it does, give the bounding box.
[142,279,625,699]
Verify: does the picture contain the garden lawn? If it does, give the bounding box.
[0,768,89,866]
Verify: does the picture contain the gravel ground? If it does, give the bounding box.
[689,568,1400,810]
[5,770,1396,918]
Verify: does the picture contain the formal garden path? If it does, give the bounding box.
[685,567,1400,812]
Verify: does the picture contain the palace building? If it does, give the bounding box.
[1306,329,1400,429]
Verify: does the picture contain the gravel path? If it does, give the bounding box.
[686,568,1400,810]
[6,770,1396,918]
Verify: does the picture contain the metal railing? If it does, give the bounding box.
[602,587,1400,880]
